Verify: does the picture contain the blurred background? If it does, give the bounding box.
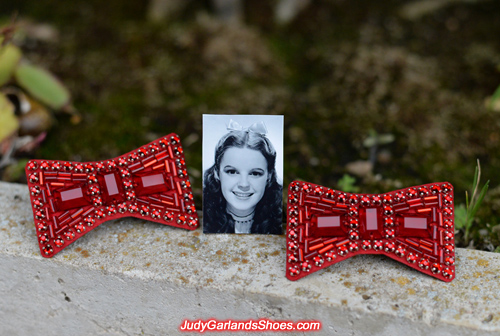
[1,0,499,251]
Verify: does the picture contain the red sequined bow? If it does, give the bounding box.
[286,181,455,282]
[25,133,199,257]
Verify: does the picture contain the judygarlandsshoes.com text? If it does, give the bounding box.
[179,319,321,333]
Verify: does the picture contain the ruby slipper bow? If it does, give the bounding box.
[25,133,199,257]
[286,181,455,282]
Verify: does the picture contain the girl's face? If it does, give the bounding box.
[219,147,269,216]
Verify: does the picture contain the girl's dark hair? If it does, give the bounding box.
[203,130,282,234]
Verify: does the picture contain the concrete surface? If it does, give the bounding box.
[1,181,499,335]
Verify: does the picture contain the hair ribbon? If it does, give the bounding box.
[227,119,268,135]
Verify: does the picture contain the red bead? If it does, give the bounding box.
[301,262,311,271]
[419,258,430,269]
[40,161,50,170]
[36,222,47,232]
[188,218,198,227]
[407,188,417,198]
[39,234,49,244]
[383,205,393,215]
[27,161,38,170]
[313,256,324,266]
[373,241,383,251]
[362,240,371,250]
[314,186,323,195]
[63,162,73,171]
[431,263,441,274]
[54,238,64,247]
[442,268,453,279]
[85,164,94,172]
[326,190,335,198]
[337,194,346,203]
[138,148,147,157]
[396,245,406,257]
[349,231,359,240]
[164,212,173,221]
[418,187,428,196]
[348,242,359,252]
[384,217,395,227]
[288,230,297,239]
[382,195,392,204]
[74,163,84,172]
[385,229,395,239]
[150,144,159,153]
[384,242,395,252]
[51,162,60,170]
[29,174,38,183]
[107,160,116,170]
[338,245,348,256]
[325,251,336,261]
[302,184,310,193]
[348,206,358,216]
[289,267,300,277]
[407,253,418,263]
[30,186,41,195]
[75,223,86,233]
[349,218,359,228]
[42,245,53,255]
[361,196,370,206]
[33,199,43,208]
[84,216,95,226]
[177,214,186,225]
[140,205,149,216]
[64,230,75,240]
[349,195,358,204]
[288,254,298,263]
[129,152,138,161]
[431,185,441,194]
[372,195,381,205]
[445,256,455,266]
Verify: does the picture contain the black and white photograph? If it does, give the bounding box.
[203,114,284,234]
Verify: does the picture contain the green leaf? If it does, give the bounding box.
[338,174,359,193]
[489,85,500,111]
[454,204,467,230]
[14,63,70,109]
[469,180,489,220]
[0,92,19,143]
[0,44,22,86]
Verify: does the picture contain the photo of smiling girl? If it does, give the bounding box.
[202,115,283,234]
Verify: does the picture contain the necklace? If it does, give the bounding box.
[227,210,254,233]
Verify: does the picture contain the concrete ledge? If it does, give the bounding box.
[1,181,499,335]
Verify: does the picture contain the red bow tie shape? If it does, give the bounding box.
[286,181,455,282]
[25,133,199,257]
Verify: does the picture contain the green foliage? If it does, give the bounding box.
[489,84,500,112]
[457,160,490,244]
[0,93,18,142]
[15,64,71,110]
[0,44,21,86]
[337,174,360,193]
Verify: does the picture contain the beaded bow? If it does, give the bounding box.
[25,134,199,257]
[286,181,455,281]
